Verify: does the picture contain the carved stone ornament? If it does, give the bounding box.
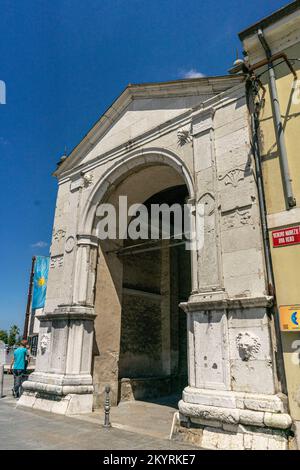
[50,254,64,269]
[222,206,253,230]
[65,235,75,253]
[51,229,66,256]
[53,229,66,242]
[218,168,245,188]
[177,129,192,147]
[40,334,50,355]
[83,172,94,187]
[236,331,261,361]
[197,192,215,216]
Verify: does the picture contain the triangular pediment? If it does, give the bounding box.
[54,75,243,178]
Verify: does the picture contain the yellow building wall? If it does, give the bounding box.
[271,244,300,419]
[259,43,300,214]
[257,42,300,420]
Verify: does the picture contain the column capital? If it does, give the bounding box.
[40,304,96,320]
[76,234,99,247]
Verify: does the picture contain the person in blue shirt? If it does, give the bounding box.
[10,340,30,398]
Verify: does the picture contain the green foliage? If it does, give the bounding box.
[0,329,8,344]
[8,324,20,347]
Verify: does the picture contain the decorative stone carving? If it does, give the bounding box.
[83,172,94,187]
[221,206,253,230]
[40,334,50,355]
[198,192,215,216]
[177,129,192,146]
[65,235,75,253]
[53,229,66,242]
[218,168,245,188]
[51,229,66,256]
[236,332,261,361]
[50,255,64,269]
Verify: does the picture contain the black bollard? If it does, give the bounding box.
[103,385,111,428]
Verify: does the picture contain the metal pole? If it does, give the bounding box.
[103,385,111,428]
[257,28,296,209]
[23,256,36,340]
[247,79,287,395]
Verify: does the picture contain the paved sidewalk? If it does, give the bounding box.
[0,374,198,450]
[72,395,181,441]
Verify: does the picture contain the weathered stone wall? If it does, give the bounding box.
[120,293,162,377]
[92,240,123,407]
[119,220,190,397]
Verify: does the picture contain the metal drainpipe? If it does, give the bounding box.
[248,92,287,395]
[257,28,296,209]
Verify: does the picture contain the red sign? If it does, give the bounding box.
[272,225,300,247]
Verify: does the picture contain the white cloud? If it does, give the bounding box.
[31,241,48,248]
[0,137,9,145]
[182,69,206,79]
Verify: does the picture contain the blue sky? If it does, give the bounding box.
[0,0,287,331]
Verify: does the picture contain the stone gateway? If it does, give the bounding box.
[18,76,291,449]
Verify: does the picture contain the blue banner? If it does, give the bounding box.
[32,256,50,309]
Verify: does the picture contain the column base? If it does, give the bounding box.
[172,412,290,450]
[171,387,292,450]
[18,390,93,415]
[17,371,94,415]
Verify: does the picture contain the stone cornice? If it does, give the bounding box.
[241,7,300,64]
[40,304,96,320]
[180,295,273,312]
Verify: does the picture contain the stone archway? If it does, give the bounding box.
[71,149,197,313]
[87,158,195,407]
[19,85,292,448]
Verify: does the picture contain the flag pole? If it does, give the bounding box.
[23,256,36,340]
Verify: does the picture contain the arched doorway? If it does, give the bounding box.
[91,161,193,408]
[119,185,191,402]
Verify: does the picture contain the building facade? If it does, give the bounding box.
[17,71,294,449]
[239,0,300,447]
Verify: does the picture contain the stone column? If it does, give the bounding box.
[73,234,99,306]
[18,306,95,415]
[18,234,99,415]
[161,240,171,376]
[173,104,292,450]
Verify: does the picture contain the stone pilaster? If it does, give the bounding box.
[19,233,100,414]
[174,96,291,449]
[174,295,291,449]
[193,108,223,292]
[73,234,99,306]
[18,306,96,415]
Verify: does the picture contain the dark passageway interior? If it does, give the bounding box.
[118,185,191,403]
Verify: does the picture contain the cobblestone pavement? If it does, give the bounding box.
[1,374,199,450]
